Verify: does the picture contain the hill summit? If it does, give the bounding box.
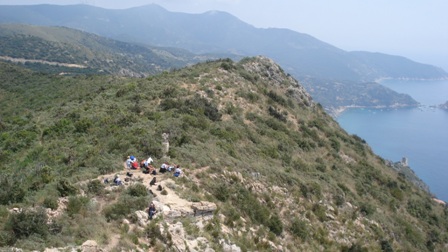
[0,57,447,251]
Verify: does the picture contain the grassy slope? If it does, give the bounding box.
[0,58,447,251]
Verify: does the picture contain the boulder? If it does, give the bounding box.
[134,210,149,227]
[192,201,217,216]
[81,240,98,252]
[221,239,242,252]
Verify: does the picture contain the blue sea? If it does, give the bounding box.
[337,79,448,201]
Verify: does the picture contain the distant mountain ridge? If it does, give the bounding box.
[0,23,226,76]
[0,4,446,109]
[0,4,445,80]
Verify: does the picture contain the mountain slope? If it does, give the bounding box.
[0,58,446,251]
[0,4,445,111]
[0,23,215,76]
[0,4,446,81]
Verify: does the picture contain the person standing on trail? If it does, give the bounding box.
[126,156,132,169]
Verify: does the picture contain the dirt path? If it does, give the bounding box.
[0,55,87,68]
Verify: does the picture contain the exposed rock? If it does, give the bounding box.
[340,152,356,164]
[326,213,336,220]
[122,219,130,225]
[433,198,446,206]
[153,201,171,213]
[81,240,98,252]
[271,185,287,195]
[192,201,217,216]
[134,210,149,227]
[220,239,242,252]
[9,208,21,213]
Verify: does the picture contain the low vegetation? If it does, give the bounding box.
[0,57,447,251]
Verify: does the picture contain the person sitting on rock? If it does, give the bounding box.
[159,162,168,173]
[145,156,154,167]
[168,164,176,172]
[113,175,122,186]
[130,156,139,170]
[143,164,156,175]
[173,165,182,177]
[148,202,157,220]
[149,177,156,186]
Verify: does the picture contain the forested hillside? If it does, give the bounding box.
[0,58,447,251]
[0,24,216,76]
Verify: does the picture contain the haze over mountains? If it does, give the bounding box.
[0,4,447,110]
[2,4,448,251]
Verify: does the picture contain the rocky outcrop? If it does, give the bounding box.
[192,201,217,216]
[81,240,99,252]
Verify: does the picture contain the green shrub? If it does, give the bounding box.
[312,203,327,222]
[329,137,341,152]
[103,195,148,221]
[144,221,164,246]
[74,118,92,133]
[87,179,104,195]
[267,214,283,235]
[212,182,230,202]
[380,240,394,252]
[43,196,59,210]
[406,198,431,220]
[56,179,77,197]
[268,106,287,122]
[0,176,26,204]
[66,196,90,217]
[290,218,309,240]
[220,61,235,71]
[341,243,368,252]
[4,208,48,243]
[359,202,376,216]
[267,90,287,106]
[126,183,148,197]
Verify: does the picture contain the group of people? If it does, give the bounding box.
[122,155,185,221]
[125,155,182,177]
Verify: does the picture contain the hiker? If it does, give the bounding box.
[113,175,122,185]
[141,156,154,169]
[143,164,156,175]
[144,156,154,167]
[168,164,175,172]
[174,165,182,177]
[125,156,132,169]
[149,177,156,186]
[159,162,168,173]
[130,156,139,170]
[148,202,157,220]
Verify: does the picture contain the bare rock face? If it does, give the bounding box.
[220,239,242,252]
[81,240,98,252]
[241,56,314,108]
[166,222,215,252]
[192,201,217,216]
[134,210,149,227]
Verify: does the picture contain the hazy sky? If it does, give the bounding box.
[1,0,447,71]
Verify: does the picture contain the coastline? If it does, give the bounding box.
[327,103,418,118]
